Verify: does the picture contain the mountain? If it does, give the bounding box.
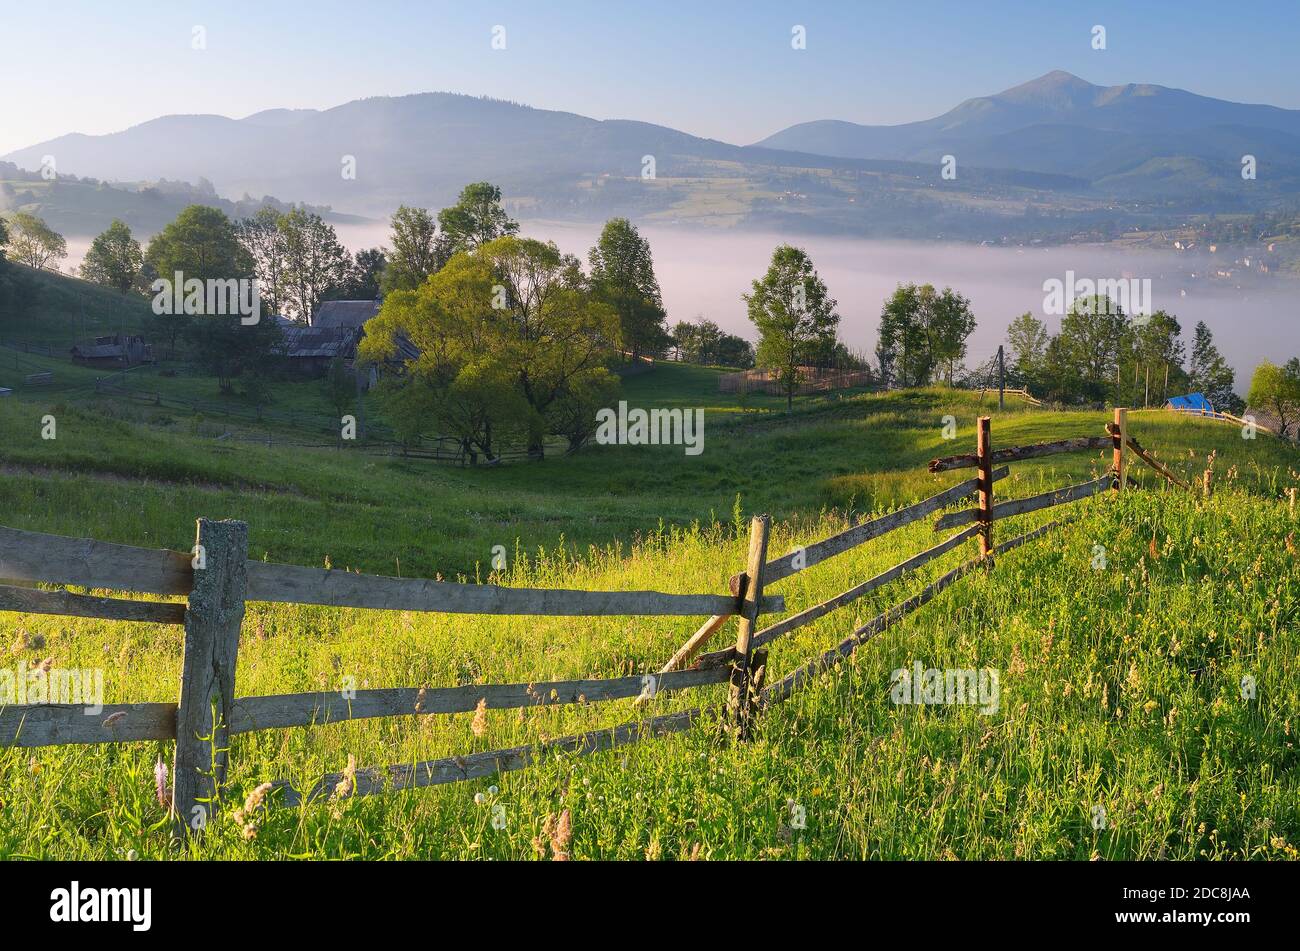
[756,70,1300,195]
[2,92,1098,240]
[6,73,1299,242]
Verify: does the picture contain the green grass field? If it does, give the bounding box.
[1,332,1298,859]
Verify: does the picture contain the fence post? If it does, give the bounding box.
[725,514,771,739]
[1112,407,1128,492]
[172,518,248,842]
[976,416,993,560]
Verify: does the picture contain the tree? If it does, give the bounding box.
[1123,310,1187,407]
[146,204,254,361]
[437,182,519,255]
[277,208,349,323]
[145,204,278,387]
[236,207,289,317]
[80,219,143,293]
[876,283,976,387]
[361,236,620,459]
[1189,321,1243,414]
[329,247,386,301]
[0,215,8,259]
[1005,312,1048,388]
[1247,359,1300,439]
[744,245,840,411]
[670,317,754,368]
[7,212,67,270]
[588,218,668,360]
[1040,295,1128,404]
[146,204,251,283]
[380,205,440,293]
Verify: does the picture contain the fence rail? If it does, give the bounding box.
[4,408,1182,838]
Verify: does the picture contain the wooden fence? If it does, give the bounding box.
[1,408,1187,839]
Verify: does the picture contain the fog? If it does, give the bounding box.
[65,220,1299,387]
[341,220,1298,385]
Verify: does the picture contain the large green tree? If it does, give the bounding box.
[277,208,349,323]
[361,236,619,458]
[588,218,668,361]
[6,212,67,270]
[1189,321,1243,414]
[876,283,976,387]
[80,219,143,293]
[1005,312,1048,389]
[744,245,840,411]
[145,205,278,386]
[437,182,519,255]
[1040,295,1128,404]
[1247,359,1300,439]
[236,207,289,317]
[380,205,440,293]
[1122,310,1187,407]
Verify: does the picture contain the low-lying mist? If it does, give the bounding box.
[66,220,1299,387]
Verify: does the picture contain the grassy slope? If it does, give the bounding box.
[0,264,154,347]
[1,362,1298,859]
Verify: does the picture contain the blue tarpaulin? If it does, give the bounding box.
[1166,392,1214,413]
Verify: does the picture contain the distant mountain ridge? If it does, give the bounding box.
[756,70,1300,191]
[5,72,1299,240]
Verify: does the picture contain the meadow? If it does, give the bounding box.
[1,353,1298,859]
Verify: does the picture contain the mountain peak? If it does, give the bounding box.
[993,70,1100,108]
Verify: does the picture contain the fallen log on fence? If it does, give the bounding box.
[928,436,1111,473]
[0,583,186,624]
[933,473,1111,530]
[658,473,1007,671]
[0,526,193,595]
[269,707,705,806]
[750,525,980,650]
[244,560,782,617]
[229,666,729,733]
[1105,424,1193,490]
[659,613,732,673]
[762,519,1068,706]
[0,702,175,747]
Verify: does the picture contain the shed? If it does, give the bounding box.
[70,334,153,368]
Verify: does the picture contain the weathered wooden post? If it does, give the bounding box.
[1112,408,1128,492]
[976,416,994,560]
[1290,487,1296,517]
[172,518,248,841]
[725,515,770,739]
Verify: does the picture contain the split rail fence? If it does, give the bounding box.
[0,408,1188,839]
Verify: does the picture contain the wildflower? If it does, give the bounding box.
[551,808,572,861]
[333,754,357,800]
[488,785,498,796]
[471,698,488,738]
[154,758,171,809]
[474,792,486,805]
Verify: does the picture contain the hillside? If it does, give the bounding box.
[0,162,366,240]
[1,372,1297,859]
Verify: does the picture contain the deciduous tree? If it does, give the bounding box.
[744,244,840,411]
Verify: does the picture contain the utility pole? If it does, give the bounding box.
[996,345,1005,410]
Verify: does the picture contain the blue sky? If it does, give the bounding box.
[3,0,1299,155]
